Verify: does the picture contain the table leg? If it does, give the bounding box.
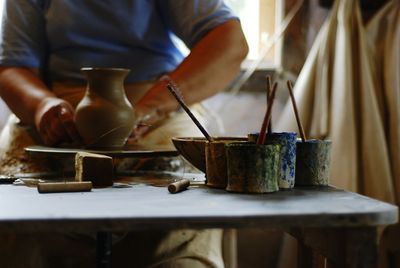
[298,241,325,268]
[297,241,313,268]
[342,227,377,268]
[97,231,112,268]
[289,227,378,268]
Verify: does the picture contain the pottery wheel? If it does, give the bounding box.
[25,145,179,158]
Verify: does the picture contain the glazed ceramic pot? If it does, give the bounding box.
[226,142,280,194]
[248,132,297,189]
[75,67,135,148]
[295,139,332,186]
[205,139,246,189]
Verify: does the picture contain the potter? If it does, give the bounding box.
[0,1,248,266]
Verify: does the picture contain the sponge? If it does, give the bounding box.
[75,151,114,187]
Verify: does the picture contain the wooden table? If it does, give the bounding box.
[0,180,397,267]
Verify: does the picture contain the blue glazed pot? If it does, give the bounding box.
[248,132,297,189]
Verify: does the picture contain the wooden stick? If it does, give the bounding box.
[266,75,272,133]
[37,181,92,193]
[168,179,190,194]
[287,80,307,142]
[166,84,213,142]
[257,82,278,145]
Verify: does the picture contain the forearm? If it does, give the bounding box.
[174,20,248,103]
[0,67,56,125]
[135,19,248,116]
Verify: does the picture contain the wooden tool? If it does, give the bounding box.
[266,75,272,133]
[166,83,213,142]
[257,82,278,145]
[37,181,92,193]
[168,179,190,194]
[287,80,307,142]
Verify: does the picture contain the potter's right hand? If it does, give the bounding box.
[128,108,166,143]
[34,97,82,146]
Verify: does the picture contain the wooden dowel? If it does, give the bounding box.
[168,179,190,194]
[166,84,213,142]
[287,80,307,142]
[266,75,272,133]
[257,82,278,145]
[37,181,93,193]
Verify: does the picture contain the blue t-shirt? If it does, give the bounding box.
[0,0,237,83]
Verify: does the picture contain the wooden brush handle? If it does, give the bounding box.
[287,80,307,142]
[257,82,278,145]
[168,179,190,194]
[38,181,93,193]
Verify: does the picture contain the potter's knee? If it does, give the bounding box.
[152,257,222,268]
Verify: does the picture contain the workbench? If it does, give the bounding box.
[0,178,397,267]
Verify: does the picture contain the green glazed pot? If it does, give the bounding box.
[226,142,280,193]
[248,132,297,189]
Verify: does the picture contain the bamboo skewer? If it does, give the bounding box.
[287,80,307,142]
[256,82,278,145]
[166,83,213,142]
[266,75,272,133]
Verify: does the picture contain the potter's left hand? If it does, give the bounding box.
[34,97,82,146]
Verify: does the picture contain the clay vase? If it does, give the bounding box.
[75,67,135,148]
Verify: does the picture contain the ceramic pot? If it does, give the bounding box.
[295,139,332,186]
[205,139,246,189]
[226,142,280,194]
[75,67,135,148]
[248,132,297,189]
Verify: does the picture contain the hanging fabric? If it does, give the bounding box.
[366,0,400,204]
[276,0,397,204]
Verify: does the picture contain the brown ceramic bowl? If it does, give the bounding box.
[171,137,247,173]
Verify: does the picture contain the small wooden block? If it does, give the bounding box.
[75,151,114,187]
[37,181,92,193]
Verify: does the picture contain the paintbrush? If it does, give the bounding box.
[266,75,272,133]
[287,80,307,142]
[257,82,278,145]
[166,83,213,142]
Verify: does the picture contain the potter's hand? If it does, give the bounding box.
[34,97,81,146]
[128,108,166,143]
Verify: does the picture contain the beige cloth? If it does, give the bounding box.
[275,3,400,267]
[0,229,225,268]
[0,81,231,267]
[366,0,400,205]
[276,0,398,204]
[366,3,400,267]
